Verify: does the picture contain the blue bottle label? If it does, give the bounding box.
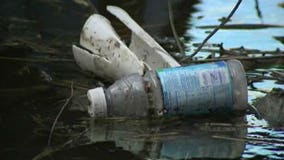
[157,61,233,115]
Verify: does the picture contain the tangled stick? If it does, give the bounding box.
[181,0,243,62]
[47,81,74,146]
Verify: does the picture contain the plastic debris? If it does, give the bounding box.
[72,6,180,81]
[87,60,247,117]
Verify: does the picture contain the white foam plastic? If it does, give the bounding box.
[73,14,144,81]
[107,5,180,69]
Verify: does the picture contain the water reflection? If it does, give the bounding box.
[1,0,283,159]
[89,116,247,159]
[186,0,284,57]
[243,126,284,159]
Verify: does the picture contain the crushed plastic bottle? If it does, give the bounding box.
[87,60,248,117]
[72,6,180,81]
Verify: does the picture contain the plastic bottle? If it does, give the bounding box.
[87,60,247,117]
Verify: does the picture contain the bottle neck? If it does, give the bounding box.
[87,87,108,117]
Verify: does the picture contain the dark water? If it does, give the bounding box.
[0,0,284,159]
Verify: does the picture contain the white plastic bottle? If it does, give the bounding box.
[87,60,247,117]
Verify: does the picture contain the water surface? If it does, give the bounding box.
[0,0,284,159]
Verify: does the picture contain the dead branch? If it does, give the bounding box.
[212,135,284,145]
[0,56,74,63]
[181,0,242,62]
[47,81,74,146]
[168,0,184,55]
[187,54,284,63]
[33,128,89,160]
[87,0,98,13]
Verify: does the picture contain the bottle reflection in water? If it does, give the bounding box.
[88,116,247,159]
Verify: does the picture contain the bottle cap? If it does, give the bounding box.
[87,87,107,117]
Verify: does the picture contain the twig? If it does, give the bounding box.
[168,0,184,55]
[33,128,89,160]
[0,85,49,93]
[254,0,263,20]
[212,135,284,145]
[0,56,74,63]
[47,81,74,146]
[248,104,262,119]
[134,132,179,138]
[186,54,284,63]
[50,80,89,91]
[196,24,283,29]
[196,47,284,56]
[212,135,247,142]
[87,0,98,13]
[181,0,242,62]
